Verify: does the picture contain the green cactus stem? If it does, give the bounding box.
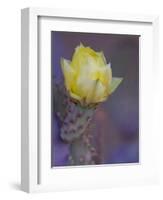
[68,123,99,165]
[54,82,99,165]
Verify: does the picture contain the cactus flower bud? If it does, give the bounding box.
[61,43,122,106]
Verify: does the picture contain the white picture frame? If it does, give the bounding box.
[21,7,159,193]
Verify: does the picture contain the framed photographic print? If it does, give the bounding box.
[21,8,159,193]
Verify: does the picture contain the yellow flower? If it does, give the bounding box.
[61,43,123,106]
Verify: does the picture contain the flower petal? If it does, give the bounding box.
[93,81,107,103]
[71,44,106,70]
[109,77,123,94]
[75,74,96,99]
[91,63,112,88]
[69,91,82,102]
[60,58,75,91]
[85,80,98,104]
[97,51,107,66]
[106,63,112,85]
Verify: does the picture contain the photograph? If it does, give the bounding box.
[51,31,139,167]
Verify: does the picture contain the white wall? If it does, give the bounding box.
[0,0,162,199]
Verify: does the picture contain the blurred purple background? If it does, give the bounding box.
[51,31,139,167]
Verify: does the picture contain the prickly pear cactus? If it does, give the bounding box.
[54,82,99,165]
[68,123,99,165]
